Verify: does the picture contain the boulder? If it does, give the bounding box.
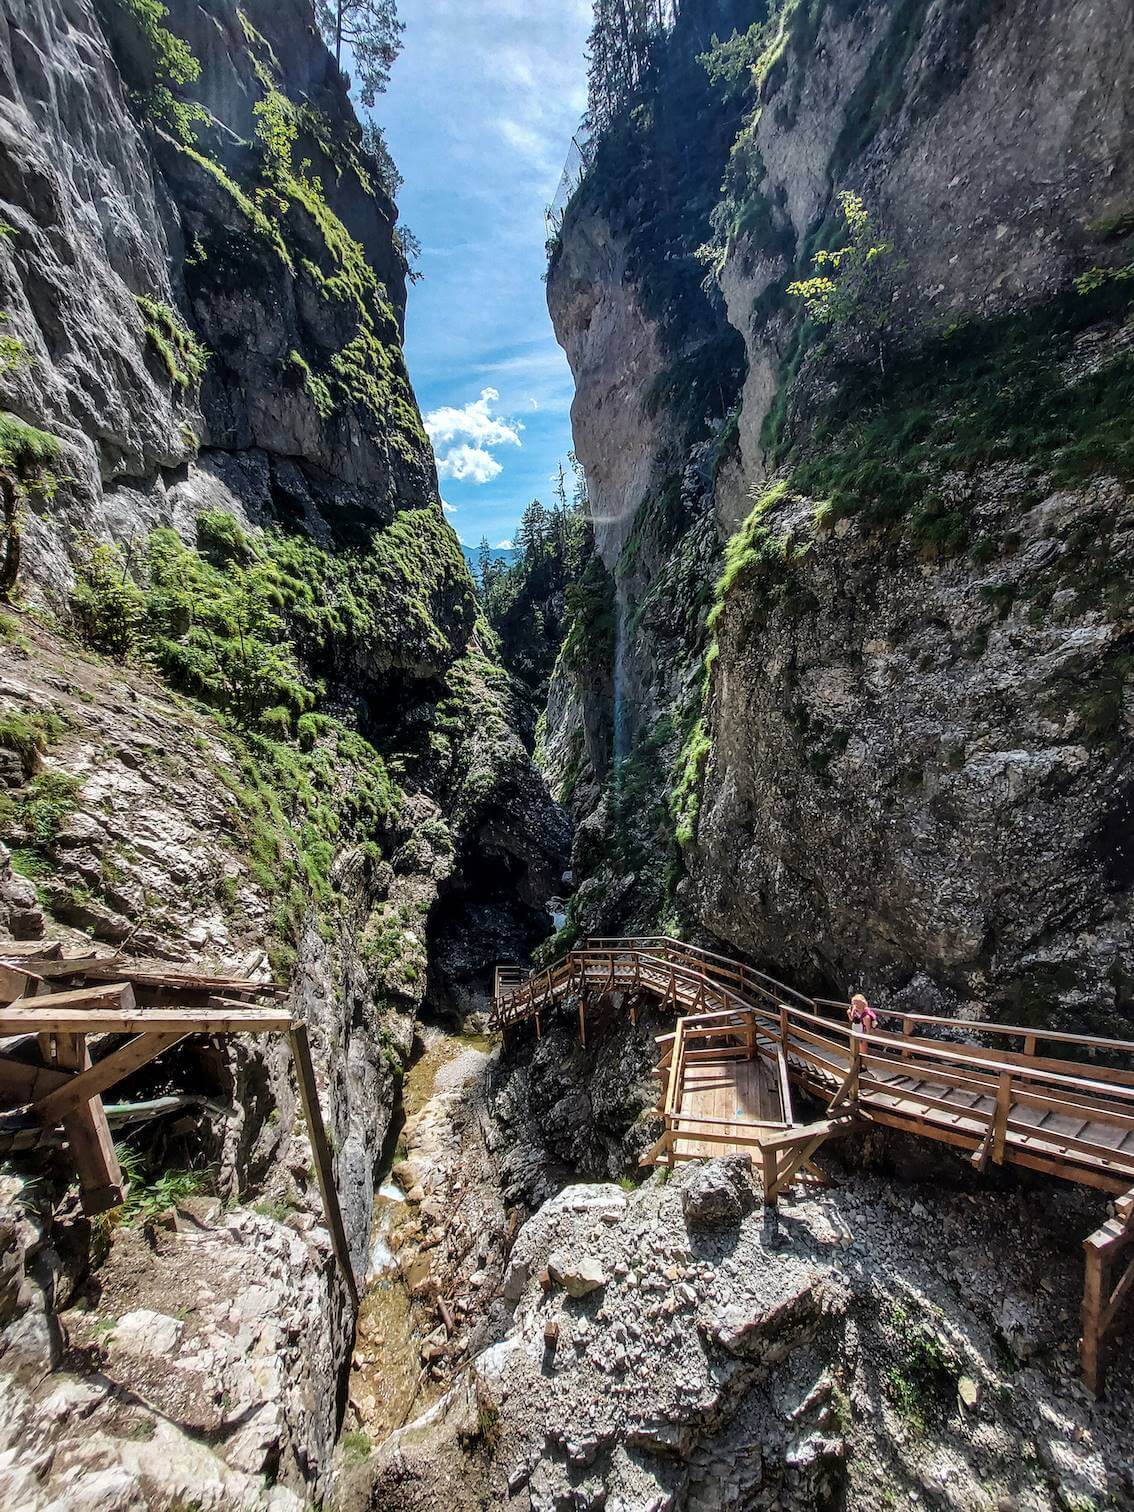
[547,1251,606,1299]
[681,1155,756,1229]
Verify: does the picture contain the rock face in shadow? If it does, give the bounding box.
[544,0,1134,1030]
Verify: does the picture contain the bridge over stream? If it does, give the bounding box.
[493,935,1134,1396]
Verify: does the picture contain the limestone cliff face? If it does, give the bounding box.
[2,0,420,581]
[0,1,565,1504]
[546,0,1134,1031]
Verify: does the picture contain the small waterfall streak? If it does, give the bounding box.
[612,583,629,771]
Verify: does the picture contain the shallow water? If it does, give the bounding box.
[349,1026,485,1441]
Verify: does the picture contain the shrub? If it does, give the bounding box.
[341,1429,372,1466]
[107,1142,208,1228]
[0,414,61,476]
[0,709,68,776]
[19,770,84,843]
[196,509,253,564]
[70,540,146,659]
[135,295,209,390]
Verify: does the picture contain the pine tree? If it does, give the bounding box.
[317,0,404,107]
[517,499,550,564]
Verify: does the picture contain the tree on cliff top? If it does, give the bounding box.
[317,0,403,107]
[587,0,682,131]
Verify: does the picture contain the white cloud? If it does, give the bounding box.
[494,538,514,550]
[438,444,504,484]
[424,387,523,449]
[426,387,523,486]
[442,498,458,513]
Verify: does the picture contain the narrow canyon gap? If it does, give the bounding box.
[0,2,1132,1510]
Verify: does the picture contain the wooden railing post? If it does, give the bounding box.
[761,1143,779,1205]
[1080,1211,1134,1397]
[1081,1236,1108,1396]
[993,1069,1011,1164]
[901,1015,912,1062]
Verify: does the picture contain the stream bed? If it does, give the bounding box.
[348,1024,491,1442]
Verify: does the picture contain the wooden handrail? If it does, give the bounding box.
[494,938,1134,1121]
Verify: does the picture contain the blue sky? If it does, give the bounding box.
[372,0,592,549]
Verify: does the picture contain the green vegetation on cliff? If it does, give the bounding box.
[100,0,423,456]
[67,503,478,948]
[135,295,209,390]
[782,281,1134,557]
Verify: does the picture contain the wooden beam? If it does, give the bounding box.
[0,1006,292,1034]
[827,1039,861,1112]
[32,1032,186,1125]
[52,1033,124,1215]
[759,1114,858,1152]
[0,963,43,1005]
[289,1023,358,1307]
[0,940,62,959]
[8,982,137,1015]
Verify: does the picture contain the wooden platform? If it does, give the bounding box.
[494,933,1134,1396]
[670,1057,782,1160]
[0,943,358,1304]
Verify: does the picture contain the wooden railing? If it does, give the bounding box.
[645,1005,794,1166]
[493,934,1134,1395]
[494,937,1134,1193]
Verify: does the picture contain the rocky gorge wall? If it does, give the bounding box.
[0,0,564,1505]
[544,0,1134,1032]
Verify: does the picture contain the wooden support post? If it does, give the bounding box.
[1023,1033,1037,1058]
[33,1032,186,1125]
[779,1004,789,1051]
[289,1024,358,1308]
[829,1037,861,1112]
[746,1010,756,1061]
[900,1015,913,1062]
[1081,1209,1134,1396]
[52,1033,125,1215]
[578,996,586,1048]
[993,1070,1012,1165]
[535,1011,542,1041]
[761,1144,779,1205]
[970,1117,995,1175]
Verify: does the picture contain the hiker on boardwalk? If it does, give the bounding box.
[848,993,878,1034]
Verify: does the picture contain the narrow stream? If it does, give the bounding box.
[348,1024,489,1441]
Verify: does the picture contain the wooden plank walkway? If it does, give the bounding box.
[493,934,1134,1396]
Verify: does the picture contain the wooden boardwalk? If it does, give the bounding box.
[0,941,357,1303]
[493,936,1134,1395]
